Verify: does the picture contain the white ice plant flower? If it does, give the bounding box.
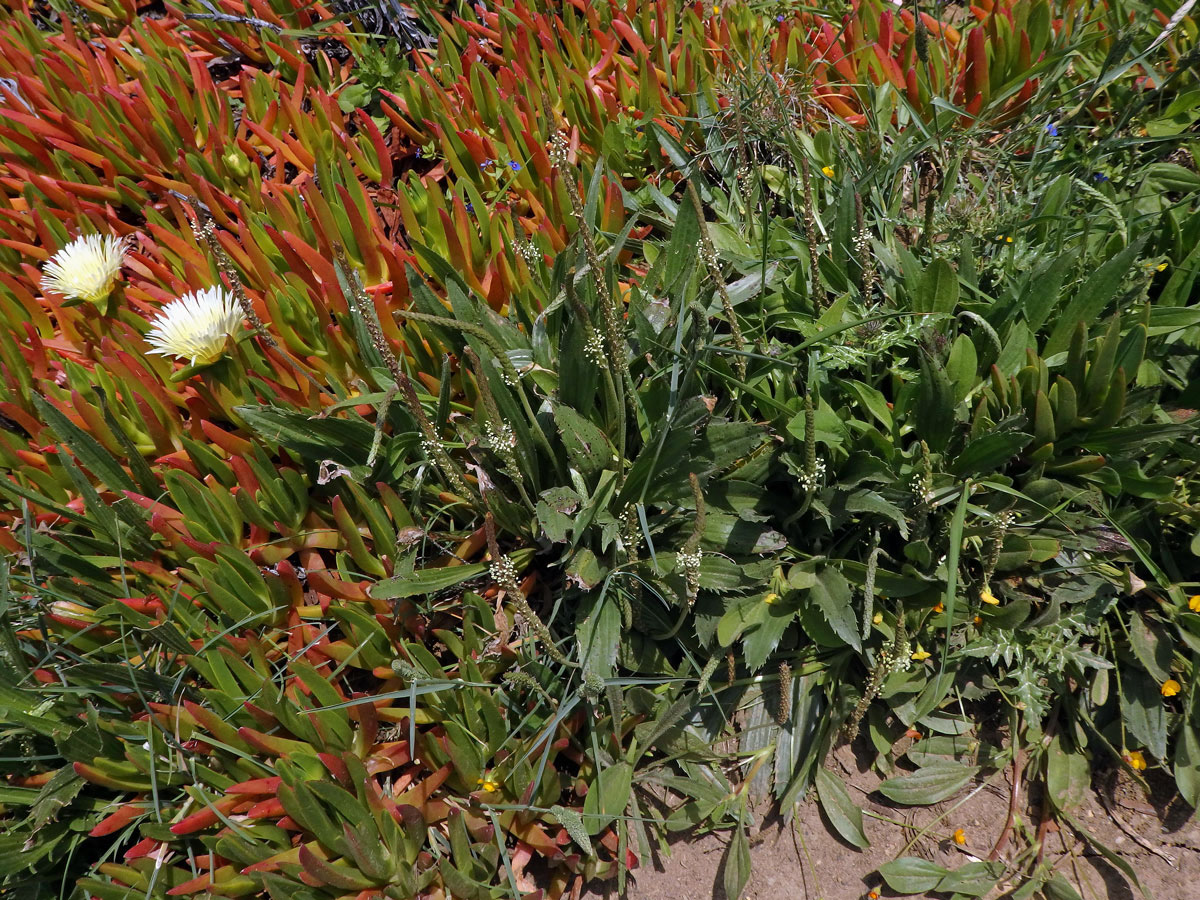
[41,234,129,304]
[145,286,244,365]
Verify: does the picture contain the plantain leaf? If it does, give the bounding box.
[370,563,488,599]
[878,857,948,894]
[722,823,751,900]
[877,761,978,805]
[815,768,869,849]
[236,405,375,466]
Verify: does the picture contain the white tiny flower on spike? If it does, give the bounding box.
[41,234,129,304]
[145,286,244,365]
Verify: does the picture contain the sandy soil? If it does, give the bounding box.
[582,744,1200,900]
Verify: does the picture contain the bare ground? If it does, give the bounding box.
[583,745,1200,900]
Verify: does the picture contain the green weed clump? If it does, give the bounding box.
[0,1,1198,899]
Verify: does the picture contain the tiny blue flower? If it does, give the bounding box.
[480,159,493,169]
[465,201,474,213]
[415,148,422,159]
[776,14,784,22]
[1045,123,1058,137]
[510,161,521,172]
[1093,172,1108,183]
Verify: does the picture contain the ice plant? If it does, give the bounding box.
[41,234,129,305]
[144,286,244,365]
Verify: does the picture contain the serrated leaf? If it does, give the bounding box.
[716,595,770,647]
[809,568,861,652]
[845,490,909,539]
[741,599,798,672]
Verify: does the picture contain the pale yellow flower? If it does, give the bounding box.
[1161,679,1181,698]
[1156,262,1168,272]
[980,588,1000,605]
[41,234,129,304]
[872,612,883,625]
[145,286,244,365]
[911,646,931,661]
[764,592,779,605]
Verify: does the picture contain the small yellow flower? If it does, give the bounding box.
[1156,262,1168,272]
[911,646,931,661]
[979,588,1000,606]
[868,893,880,900]
[1123,750,1147,771]
[1005,236,1014,243]
[1162,679,1181,697]
[973,615,982,625]
[713,4,720,14]
[872,612,883,625]
[145,286,244,365]
[952,828,967,846]
[933,602,945,613]
[764,592,779,605]
[41,234,129,305]
[482,780,498,792]
[1190,595,1200,612]
[821,165,835,178]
